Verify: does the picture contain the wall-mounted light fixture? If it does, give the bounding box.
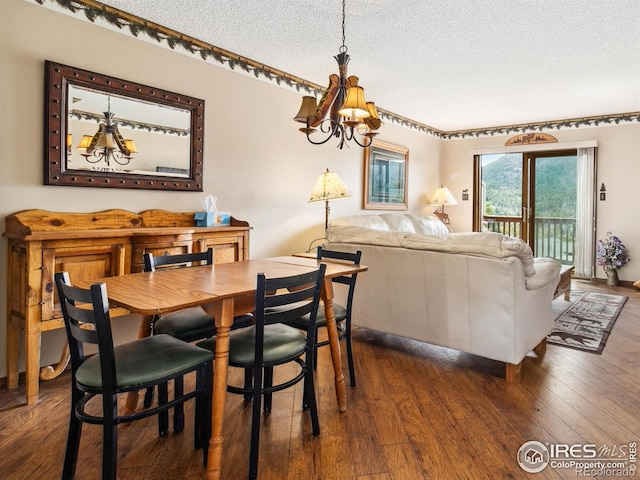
[600,183,606,201]
[461,189,469,201]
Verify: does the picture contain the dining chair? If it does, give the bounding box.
[197,263,326,480]
[287,246,362,386]
[144,249,254,342]
[142,249,253,410]
[54,271,213,480]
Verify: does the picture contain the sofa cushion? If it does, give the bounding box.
[326,225,405,247]
[330,213,449,237]
[330,214,393,231]
[381,213,450,237]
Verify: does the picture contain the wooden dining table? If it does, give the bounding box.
[89,255,367,480]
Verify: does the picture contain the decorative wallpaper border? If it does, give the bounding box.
[34,0,640,140]
[70,110,190,137]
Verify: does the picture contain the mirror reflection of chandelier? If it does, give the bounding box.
[77,96,138,166]
[293,0,381,149]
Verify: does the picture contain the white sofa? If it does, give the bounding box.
[325,213,561,382]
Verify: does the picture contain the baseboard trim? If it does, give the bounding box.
[0,372,26,389]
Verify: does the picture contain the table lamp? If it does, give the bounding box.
[309,168,352,230]
[429,185,457,224]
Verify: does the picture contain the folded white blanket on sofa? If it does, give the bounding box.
[326,225,537,276]
[402,231,536,276]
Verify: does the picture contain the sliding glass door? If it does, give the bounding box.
[474,150,578,265]
[530,152,577,264]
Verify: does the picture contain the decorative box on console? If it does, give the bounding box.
[194,212,231,227]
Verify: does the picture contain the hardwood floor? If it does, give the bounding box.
[1,280,638,479]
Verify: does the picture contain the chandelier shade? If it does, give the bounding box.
[338,84,370,123]
[294,96,318,122]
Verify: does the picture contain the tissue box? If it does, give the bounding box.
[194,212,230,227]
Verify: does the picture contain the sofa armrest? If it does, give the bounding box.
[525,257,561,290]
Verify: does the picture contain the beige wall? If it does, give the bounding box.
[0,0,440,377]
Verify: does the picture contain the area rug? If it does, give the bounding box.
[547,291,628,354]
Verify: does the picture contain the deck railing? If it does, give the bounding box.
[484,216,575,265]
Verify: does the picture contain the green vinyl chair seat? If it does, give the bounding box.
[154,308,253,343]
[285,303,347,330]
[76,334,213,390]
[197,324,307,367]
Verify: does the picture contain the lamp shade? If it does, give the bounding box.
[124,139,138,154]
[309,168,352,203]
[96,132,117,149]
[77,135,94,150]
[338,86,370,121]
[294,96,318,123]
[429,186,458,206]
[363,102,382,131]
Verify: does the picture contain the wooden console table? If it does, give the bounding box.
[3,209,250,404]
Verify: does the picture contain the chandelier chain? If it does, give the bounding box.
[340,0,346,52]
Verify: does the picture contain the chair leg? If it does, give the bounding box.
[243,368,253,401]
[304,364,320,436]
[143,317,158,408]
[263,367,273,413]
[194,372,202,449]
[173,376,185,433]
[345,323,356,387]
[158,382,169,437]
[102,394,118,480]
[248,366,263,480]
[313,331,319,371]
[62,389,83,480]
[195,363,213,461]
[143,386,154,408]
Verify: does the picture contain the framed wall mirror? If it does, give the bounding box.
[44,61,204,191]
[363,139,409,210]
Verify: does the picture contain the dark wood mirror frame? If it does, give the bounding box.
[44,60,204,191]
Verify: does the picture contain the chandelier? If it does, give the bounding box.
[293,0,381,149]
[77,96,138,166]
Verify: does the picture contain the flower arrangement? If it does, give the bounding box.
[596,232,630,272]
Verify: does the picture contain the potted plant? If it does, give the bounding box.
[596,232,630,286]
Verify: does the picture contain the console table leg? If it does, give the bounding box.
[25,329,42,404]
[39,343,70,380]
[6,316,21,390]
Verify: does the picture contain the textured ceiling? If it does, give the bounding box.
[98,0,640,132]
